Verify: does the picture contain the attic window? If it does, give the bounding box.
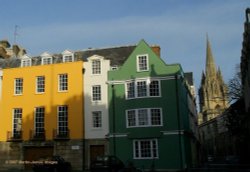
[62,50,74,63]
[137,54,149,72]
[42,57,52,65]
[21,58,31,67]
[92,59,101,74]
[63,55,74,62]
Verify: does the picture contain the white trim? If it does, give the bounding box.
[161,130,185,135]
[109,133,128,138]
[107,76,176,85]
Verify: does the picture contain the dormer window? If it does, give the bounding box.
[20,55,31,67]
[41,52,53,65]
[92,59,101,74]
[137,54,149,72]
[62,50,74,63]
[87,55,104,75]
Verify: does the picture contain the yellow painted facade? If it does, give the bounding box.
[0,61,84,141]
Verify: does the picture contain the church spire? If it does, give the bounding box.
[205,34,217,78]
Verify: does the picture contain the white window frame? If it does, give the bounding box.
[34,107,45,136]
[63,55,74,63]
[126,108,162,128]
[57,105,68,135]
[58,74,68,92]
[42,57,52,65]
[92,59,101,75]
[133,139,159,159]
[125,79,161,99]
[36,76,45,93]
[92,85,101,102]
[92,111,102,128]
[137,54,149,72]
[14,78,23,95]
[12,108,22,137]
[21,58,31,67]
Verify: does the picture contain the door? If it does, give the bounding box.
[23,146,53,170]
[90,145,105,163]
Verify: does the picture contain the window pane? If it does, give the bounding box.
[92,60,101,74]
[58,106,68,135]
[93,111,102,128]
[22,59,31,67]
[138,55,148,71]
[64,55,73,62]
[59,74,68,91]
[135,141,139,158]
[127,82,135,98]
[133,139,158,159]
[140,140,151,157]
[36,76,45,93]
[127,110,136,127]
[151,109,161,125]
[152,140,158,158]
[150,80,160,96]
[35,107,45,135]
[42,57,52,65]
[137,81,147,97]
[138,109,148,126]
[15,78,23,95]
[92,85,101,101]
[13,108,22,137]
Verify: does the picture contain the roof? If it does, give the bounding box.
[0,45,137,69]
[76,45,136,66]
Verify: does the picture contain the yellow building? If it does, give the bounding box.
[0,55,84,171]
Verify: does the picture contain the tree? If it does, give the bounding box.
[224,64,249,162]
[227,64,242,103]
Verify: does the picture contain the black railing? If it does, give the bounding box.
[30,130,45,140]
[53,129,70,140]
[7,131,22,141]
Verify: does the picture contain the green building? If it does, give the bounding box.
[107,40,198,171]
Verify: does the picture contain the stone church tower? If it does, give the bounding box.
[198,36,228,123]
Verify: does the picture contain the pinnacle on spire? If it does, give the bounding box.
[205,35,217,78]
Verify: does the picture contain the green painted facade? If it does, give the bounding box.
[108,40,197,171]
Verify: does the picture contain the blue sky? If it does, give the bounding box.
[0,0,249,93]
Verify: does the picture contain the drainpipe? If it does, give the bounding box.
[175,74,183,170]
[112,84,116,156]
